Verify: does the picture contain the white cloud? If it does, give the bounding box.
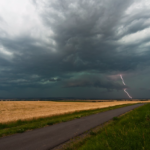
[0,47,12,56]
[0,0,57,53]
[125,0,150,14]
[117,27,150,45]
[0,0,51,39]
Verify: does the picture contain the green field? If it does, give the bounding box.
[65,103,149,150]
[0,104,133,137]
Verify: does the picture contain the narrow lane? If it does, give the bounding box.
[0,103,144,150]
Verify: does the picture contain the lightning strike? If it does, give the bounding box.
[120,74,132,99]
[120,75,125,85]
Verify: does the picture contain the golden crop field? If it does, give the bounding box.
[0,101,149,123]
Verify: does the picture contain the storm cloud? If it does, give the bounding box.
[63,74,127,91]
[0,0,150,98]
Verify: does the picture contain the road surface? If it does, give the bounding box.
[0,103,144,150]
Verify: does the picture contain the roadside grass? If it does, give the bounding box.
[65,103,149,150]
[0,104,135,137]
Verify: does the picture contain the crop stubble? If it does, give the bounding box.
[0,101,148,123]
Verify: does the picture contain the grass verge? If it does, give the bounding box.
[0,103,135,138]
[63,103,149,150]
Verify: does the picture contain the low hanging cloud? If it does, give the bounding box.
[49,78,61,82]
[63,74,128,91]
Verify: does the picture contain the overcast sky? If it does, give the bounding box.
[0,0,150,99]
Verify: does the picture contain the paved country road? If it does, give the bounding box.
[0,103,144,150]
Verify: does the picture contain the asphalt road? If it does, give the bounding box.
[0,103,144,150]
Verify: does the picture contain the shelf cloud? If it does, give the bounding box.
[0,0,150,98]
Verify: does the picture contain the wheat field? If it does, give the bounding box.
[0,101,148,123]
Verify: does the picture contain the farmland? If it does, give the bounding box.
[0,100,149,123]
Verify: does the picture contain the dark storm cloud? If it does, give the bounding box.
[49,78,61,81]
[37,0,150,73]
[0,0,150,97]
[63,74,127,91]
[140,88,150,92]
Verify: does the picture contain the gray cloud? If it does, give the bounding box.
[0,0,150,98]
[49,78,61,82]
[63,74,127,91]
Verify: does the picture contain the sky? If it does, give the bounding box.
[0,0,150,99]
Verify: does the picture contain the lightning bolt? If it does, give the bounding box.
[120,74,132,99]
